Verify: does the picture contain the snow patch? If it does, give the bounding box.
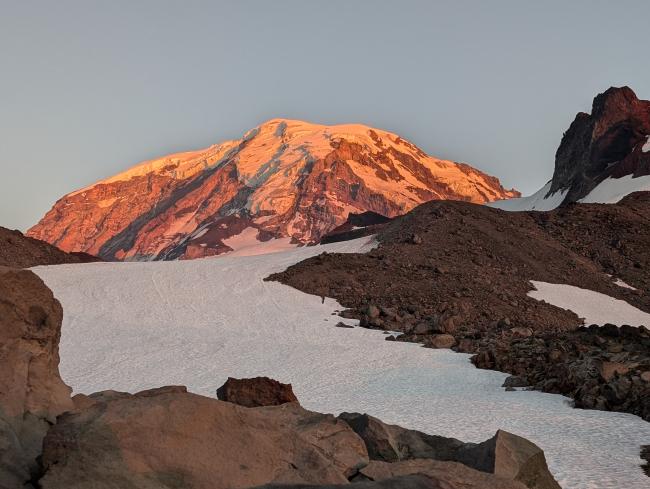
[528,281,650,326]
[488,182,567,211]
[222,227,296,257]
[580,174,650,204]
[613,278,638,291]
[33,239,650,488]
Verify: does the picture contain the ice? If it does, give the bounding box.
[529,280,650,326]
[33,238,650,489]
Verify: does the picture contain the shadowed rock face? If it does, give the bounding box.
[0,267,73,487]
[338,413,560,489]
[27,119,518,261]
[0,226,98,268]
[550,86,650,204]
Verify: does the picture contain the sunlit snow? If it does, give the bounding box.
[33,239,650,489]
[529,280,650,326]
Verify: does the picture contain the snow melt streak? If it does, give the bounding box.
[34,238,650,489]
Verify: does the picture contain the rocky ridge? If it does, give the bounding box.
[27,119,518,261]
[268,194,650,420]
[0,226,97,268]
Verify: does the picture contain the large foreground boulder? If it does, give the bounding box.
[339,413,560,489]
[0,267,73,487]
[39,387,368,489]
[216,376,299,407]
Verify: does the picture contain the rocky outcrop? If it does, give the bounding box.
[0,267,73,487]
[549,86,650,204]
[268,194,650,419]
[472,324,650,421]
[216,376,299,407]
[320,211,393,244]
[339,413,560,489]
[0,226,97,268]
[39,388,368,489]
[28,119,518,261]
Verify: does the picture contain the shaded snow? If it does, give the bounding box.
[488,181,567,211]
[222,227,296,257]
[33,240,650,489]
[528,281,650,326]
[579,174,650,204]
[642,135,650,153]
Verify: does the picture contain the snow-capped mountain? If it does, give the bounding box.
[28,119,518,260]
[491,86,650,211]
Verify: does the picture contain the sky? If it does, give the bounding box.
[1,0,649,231]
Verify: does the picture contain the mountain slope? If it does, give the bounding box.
[28,119,518,261]
[491,86,650,211]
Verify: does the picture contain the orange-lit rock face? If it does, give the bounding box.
[28,119,519,260]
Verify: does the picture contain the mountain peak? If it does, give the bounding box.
[28,120,518,260]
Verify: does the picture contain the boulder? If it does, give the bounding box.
[39,388,368,489]
[427,334,456,349]
[216,376,299,407]
[599,361,630,382]
[456,430,561,489]
[357,459,527,489]
[339,413,560,489]
[0,267,73,487]
[338,412,465,463]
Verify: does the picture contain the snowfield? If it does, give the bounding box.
[529,280,650,326]
[34,238,650,489]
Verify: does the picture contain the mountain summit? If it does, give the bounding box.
[28,119,518,260]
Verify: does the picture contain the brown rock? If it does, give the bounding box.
[427,334,456,349]
[0,267,73,486]
[511,327,534,338]
[599,361,630,382]
[40,388,368,489]
[216,376,299,407]
[338,414,560,489]
[358,459,527,489]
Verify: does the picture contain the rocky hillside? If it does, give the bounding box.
[0,226,98,268]
[492,86,650,211]
[0,267,559,489]
[268,193,650,419]
[27,119,518,261]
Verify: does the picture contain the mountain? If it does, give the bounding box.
[27,119,518,261]
[0,226,98,268]
[491,86,650,211]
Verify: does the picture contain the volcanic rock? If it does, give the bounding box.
[550,86,650,204]
[216,376,299,407]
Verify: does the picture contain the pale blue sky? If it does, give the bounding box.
[1,0,649,230]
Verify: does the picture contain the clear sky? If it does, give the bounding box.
[2,0,649,230]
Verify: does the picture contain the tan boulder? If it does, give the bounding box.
[0,267,73,486]
[599,361,630,381]
[39,387,368,489]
